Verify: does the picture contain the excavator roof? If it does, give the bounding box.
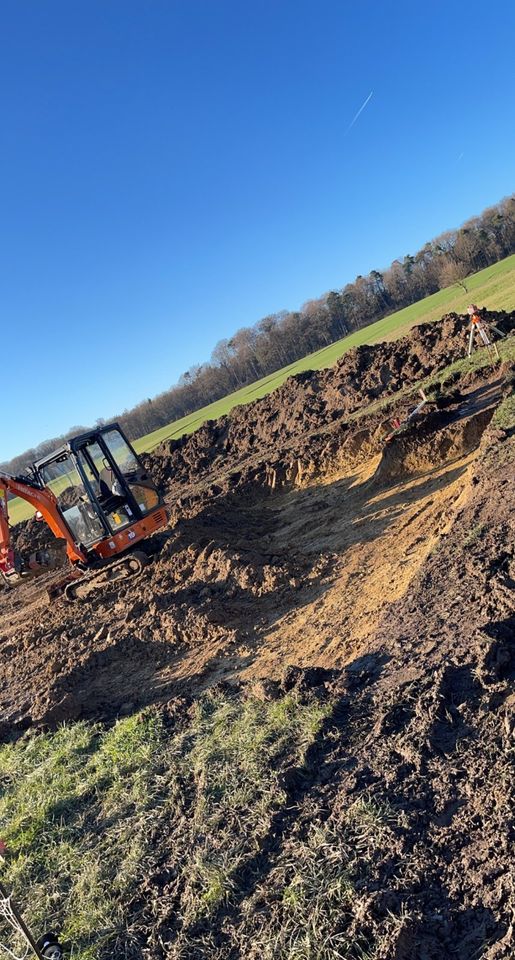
[33,422,125,471]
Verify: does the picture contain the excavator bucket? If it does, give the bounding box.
[0,487,68,587]
[27,538,68,575]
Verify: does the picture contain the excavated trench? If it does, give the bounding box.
[1,310,513,730]
[227,403,497,677]
[0,396,499,731]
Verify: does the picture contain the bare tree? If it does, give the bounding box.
[438,259,470,293]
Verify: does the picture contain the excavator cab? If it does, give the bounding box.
[0,423,169,597]
[34,423,168,565]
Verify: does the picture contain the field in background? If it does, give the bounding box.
[8,253,515,526]
[134,253,515,453]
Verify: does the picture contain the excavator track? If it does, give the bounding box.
[63,551,150,602]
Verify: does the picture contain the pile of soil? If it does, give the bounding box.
[10,513,52,556]
[145,310,514,498]
[10,484,83,559]
[0,490,333,729]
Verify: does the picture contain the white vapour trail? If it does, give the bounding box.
[346,91,373,133]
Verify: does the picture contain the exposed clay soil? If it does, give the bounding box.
[1,310,514,958]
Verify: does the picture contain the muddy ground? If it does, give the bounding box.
[1,310,514,958]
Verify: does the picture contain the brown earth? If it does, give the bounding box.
[0,377,506,731]
[0,310,514,958]
[144,309,513,497]
[128,406,515,960]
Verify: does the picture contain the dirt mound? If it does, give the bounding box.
[146,310,514,496]
[11,512,56,557]
[10,485,84,562]
[375,404,496,481]
[0,491,333,728]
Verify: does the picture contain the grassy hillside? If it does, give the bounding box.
[7,252,515,526]
[133,253,515,454]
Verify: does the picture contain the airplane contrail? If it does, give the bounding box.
[346,90,373,134]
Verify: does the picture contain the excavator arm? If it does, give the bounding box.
[0,474,87,583]
[0,486,17,578]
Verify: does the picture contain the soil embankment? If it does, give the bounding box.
[145,309,513,499]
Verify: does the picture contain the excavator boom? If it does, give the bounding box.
[0,473,82,585]
[0,486,17,579]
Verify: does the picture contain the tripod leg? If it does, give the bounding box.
[490,324,506,339]
[0,881,44,959]
[468,326,475,356]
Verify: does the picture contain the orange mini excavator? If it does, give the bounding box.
[0,423,169,600]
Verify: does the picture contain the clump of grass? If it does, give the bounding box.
[245,796,403,960]
[0,690,331,959]
[463,523,488,547]
[477,390,515,472]
[0,714,163,959]
[491,392,515,430]
[175,690,332,925]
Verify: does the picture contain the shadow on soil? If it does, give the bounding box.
[42,453,474,724]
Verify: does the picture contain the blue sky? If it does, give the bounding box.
[1,0,514,460]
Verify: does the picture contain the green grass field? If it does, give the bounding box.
[133,252,515,454]
[7,253,515,526]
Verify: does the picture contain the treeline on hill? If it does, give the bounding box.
[3,195,514,476]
